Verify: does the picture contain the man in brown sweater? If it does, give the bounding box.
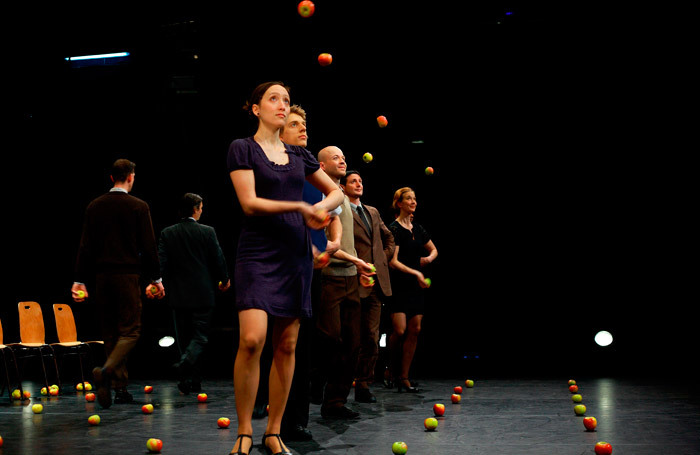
[72,159,164,408]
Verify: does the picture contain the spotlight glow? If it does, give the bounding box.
[594,331,613,347]
[379,333,387,348]
[65,52,130,61]
[158,336,175,347]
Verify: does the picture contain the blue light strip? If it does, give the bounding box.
[65,52,130,61]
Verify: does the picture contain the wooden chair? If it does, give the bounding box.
[0,318,26,400]
[7,301,61,392]
[51,303,104,387]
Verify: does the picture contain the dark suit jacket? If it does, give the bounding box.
[75,191,160,283]
[351,203,395,299]
[158,218,229,309]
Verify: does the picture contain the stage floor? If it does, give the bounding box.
[1,376,699,454]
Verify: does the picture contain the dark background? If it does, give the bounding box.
[6,3,694,382]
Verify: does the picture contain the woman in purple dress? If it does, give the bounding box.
[227,81,343,455]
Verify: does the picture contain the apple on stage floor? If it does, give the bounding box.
[197,393,208,403]
[594,441,612,455]
[85,392,96,402]
[433,403,445,416]
[217,417,231,428]
[568,379,576,386]
[146,438,163,453]
[11,389,21,400]
[424,417,438,431]
[451,393,461,403]
[142,404,154,414]
[391,441,408,455]
[569,384,579,393]
[32,404,43,414]
[88,414,100,426]
[454,386,462,394]
[572,394,582,403]
[144,385,154,394]
[465,379,474,388]
[317,53,332,66]
[583,416,597,431]
[574,404,586,416]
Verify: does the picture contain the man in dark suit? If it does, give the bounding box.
[72,159,164,409]
[341,170,394,403]
[158,193,230,394]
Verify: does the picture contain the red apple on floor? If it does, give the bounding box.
[217,417,231,428]
[574,404,586,416]
[146,438,163,453]
[433,403,445,416]
[424,417,438,431]
[569,384,579,393]
[391,441,408,455]
[594,441,612,455]
[144,385,153,394]
[142,404,154,414]
[583,416,597,431]
[454,386,463,394]
[317,53,332,66]
[465,379,474,388]
[197,393,208,403]
[451,393,461,403]
[568,379,576,386]
[85,392,96,402]
[88,414,100,426]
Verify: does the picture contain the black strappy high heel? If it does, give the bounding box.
[397,377,419,393]
[230,434,252,455]
[262,433,292,455]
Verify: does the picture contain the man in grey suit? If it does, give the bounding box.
[158,193,230,394]
[341,170,394,403]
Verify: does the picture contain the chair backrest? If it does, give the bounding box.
[18,301,46,344]
[53,304,79,343]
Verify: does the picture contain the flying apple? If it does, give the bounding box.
[217,417,231,428]
[315,251,330,267]
[594,441,612,455]
[425,167,434,176]
[363,152,373,163]
[317,53,332,66]
[583,416,597,431]
[433,403,445,416]
[297,0,315,17]
[424,417,438,431]
[376,115,388,128]
[391,441,408,455]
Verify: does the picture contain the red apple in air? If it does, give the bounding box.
[454,386,463,394]
[583,416,597,431]
[217,417,231,428]
[594,441,612,455]
[317,53,332,66]
[376,115,388,128]
[144,385,153,394]
[451,393,461,404]
[297,0,315,17]
[433,403,445,416]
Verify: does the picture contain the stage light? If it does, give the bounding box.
[65,52,130,61]
[379,333,387,348]
[594,330,613,347]
[158,336,175,348]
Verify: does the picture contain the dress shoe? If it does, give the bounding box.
[114,389,134,404]
[355,387,377,403]
[321,405,360,419]
[92,367,112,409]
[280,424,313,441]
[397,378,419,393]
